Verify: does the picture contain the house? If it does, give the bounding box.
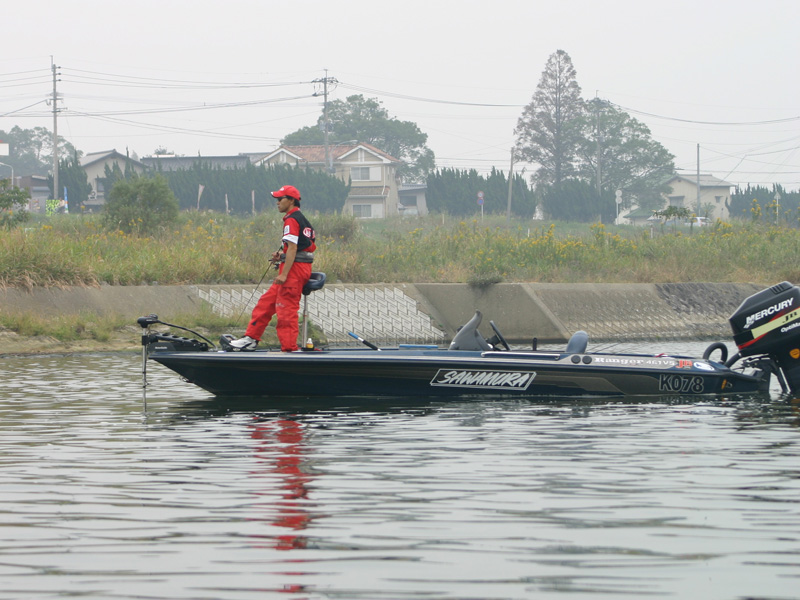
[79,150,146,209]
[662,173,733,220]
[256,143,404,218]
[621,206,656,226]
[16,175,50,214]
[398,183,428,216]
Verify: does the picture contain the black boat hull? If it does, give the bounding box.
[149,348,768,399]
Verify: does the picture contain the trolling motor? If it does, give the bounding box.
[137,314,213,406]
[728,282,800,394]
[137,314,212,353]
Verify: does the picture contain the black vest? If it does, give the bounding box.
[285,210,315,252]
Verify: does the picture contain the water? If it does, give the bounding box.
[2,345,800,599]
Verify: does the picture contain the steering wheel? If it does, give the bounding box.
[489,320,511,351]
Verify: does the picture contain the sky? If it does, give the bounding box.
[3,0,799,191]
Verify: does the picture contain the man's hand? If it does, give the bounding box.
[275,242,297,285]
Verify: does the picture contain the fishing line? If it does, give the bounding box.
[235,245,282,326]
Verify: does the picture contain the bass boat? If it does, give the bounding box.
[138,278,800,399]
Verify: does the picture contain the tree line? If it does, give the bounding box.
[426,167,536,217]
[730,184,800,224]
[3,56,798,226]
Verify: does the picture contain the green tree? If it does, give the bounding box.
[157,162,349,215]
[282,94,435,183]
[0,125,78,177]
[515,50,584,188]
[0,178,30,228]
[103,175,179,235]
[541,179,608,222]
[49,152,93,212]
[652,205,692,228]
[730,184,798,223]
[576,98,674,214]
[425,167,537,218]
[97,158,139,200]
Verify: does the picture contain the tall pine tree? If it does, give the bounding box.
[515,50,584,189]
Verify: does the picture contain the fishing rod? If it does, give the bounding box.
[235,245,282,326]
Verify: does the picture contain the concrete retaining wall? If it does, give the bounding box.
[0,281,763,344]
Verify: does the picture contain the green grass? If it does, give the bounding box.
[5,212,800,287]
[3,211,799,344]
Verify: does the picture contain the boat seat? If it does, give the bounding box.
[303,272,326,295]
[566,330,588,354]
[449,310,492,351]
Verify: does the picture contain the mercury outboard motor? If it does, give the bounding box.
[729,281,800,393]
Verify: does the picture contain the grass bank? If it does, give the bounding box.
[3,212,799,287]
[1,211,797,348]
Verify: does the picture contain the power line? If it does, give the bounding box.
[70,111,283,143]
[61,94,317,117]
[609,101,800,126]
[61,67,312,90]
[338,82,523,108]
[1,99,48,117]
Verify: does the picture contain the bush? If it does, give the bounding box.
[0,179,30,229]
[103,175,178,235]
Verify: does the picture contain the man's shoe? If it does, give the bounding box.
[227,335,258,351]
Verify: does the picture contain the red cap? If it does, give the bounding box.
[271,185,301,201]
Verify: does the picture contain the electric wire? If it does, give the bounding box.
[3,64,800,186]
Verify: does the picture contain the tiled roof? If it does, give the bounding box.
[275,142,401,164]
[666,173,733,188]
[80,150,144,168]
[348,185,389,198]
[624,206,655,218]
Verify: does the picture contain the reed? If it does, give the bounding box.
[3,212,797,346]
[2,213,798,288]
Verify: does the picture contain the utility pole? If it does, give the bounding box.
[313,70,338,172]
[51,58,61,202]
[595,101,602,196]
[505,147,515,224]
[696,143,701,216]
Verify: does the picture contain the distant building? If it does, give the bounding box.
[17,175,50,214]
[620,172,734,225]
[256,143,404,218]
[662,173,733,220]
[79,150,146,209]
[398,183,428,216]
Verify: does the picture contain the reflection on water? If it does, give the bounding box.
[251,418,313,551]
[1,350,800,599]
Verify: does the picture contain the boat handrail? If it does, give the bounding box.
[481,351,563,360]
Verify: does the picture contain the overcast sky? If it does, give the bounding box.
[4,0,799,191]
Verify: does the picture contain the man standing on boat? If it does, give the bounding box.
[228,185,316,352]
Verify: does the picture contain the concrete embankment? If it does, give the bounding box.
[0,281,763,350]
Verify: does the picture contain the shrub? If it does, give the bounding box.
[0,179,30,229]
[103,175,178,235]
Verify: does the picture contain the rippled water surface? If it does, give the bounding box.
[2,347,800,599]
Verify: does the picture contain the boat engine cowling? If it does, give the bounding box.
[729,281,800,393]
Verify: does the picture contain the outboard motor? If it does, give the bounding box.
[729,281,800,393]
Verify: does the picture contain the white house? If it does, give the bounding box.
[79,150,146,209]
[662,173,733,220]
[257,143,404,218]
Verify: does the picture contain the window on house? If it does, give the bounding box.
[352,204,372,218]
[351,167,371,181]
[715,196,722,203]
[668,195,684,207]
